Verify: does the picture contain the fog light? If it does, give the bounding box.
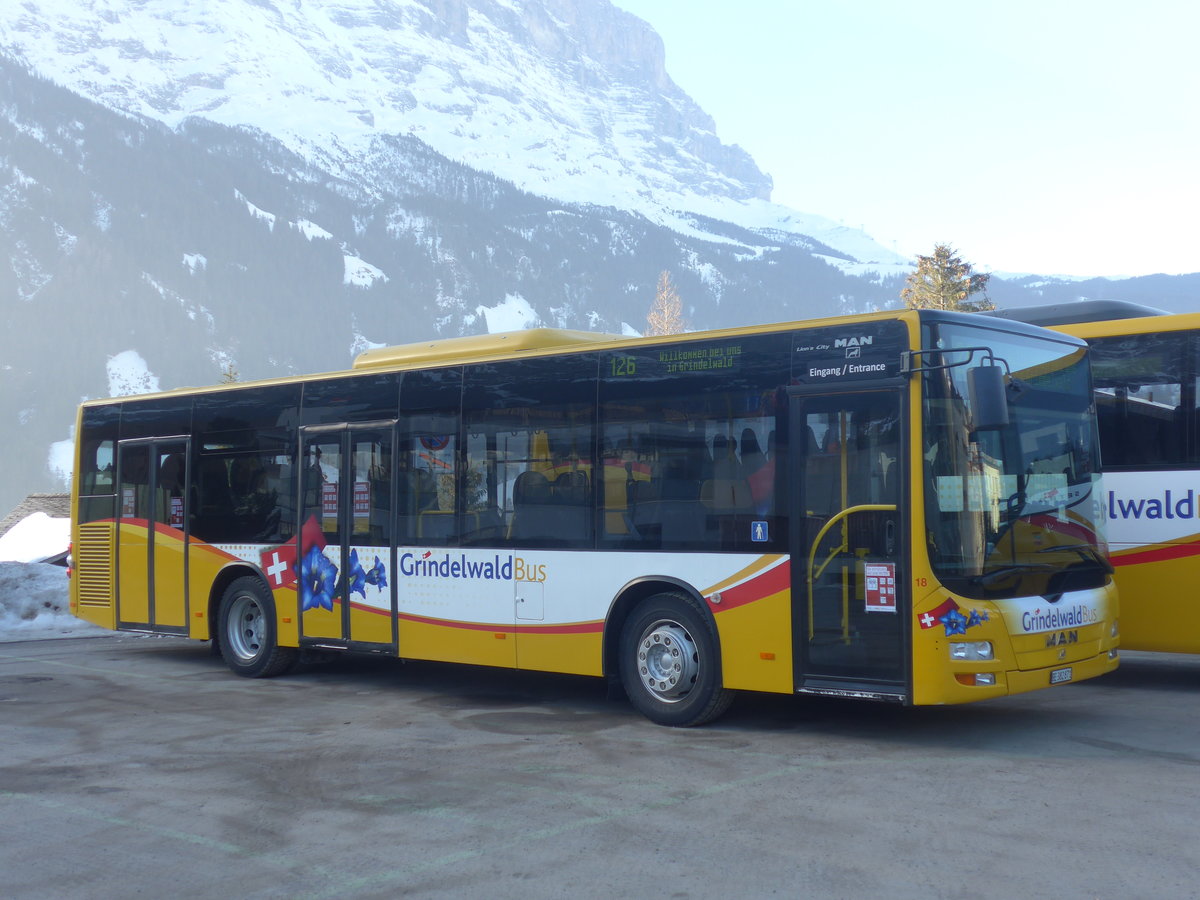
[1109,649,1119,660]
[1111,619,1119,638]
[975,673,996,686]
[950,641,993,661]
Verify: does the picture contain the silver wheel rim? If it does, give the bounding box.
[227,592,266,663]
[635,618,700,703]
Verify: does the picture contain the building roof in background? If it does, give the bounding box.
[0,493,70,541]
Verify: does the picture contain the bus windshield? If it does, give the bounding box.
[921,323,1107,600]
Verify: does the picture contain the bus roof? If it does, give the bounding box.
[78,308,1080,407]
[985,299,1168,327]
[352,328,624,369]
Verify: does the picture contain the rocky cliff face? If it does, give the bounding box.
[0,0,774,214]
[0,53,903,518]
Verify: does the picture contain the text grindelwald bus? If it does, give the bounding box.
[69,310,1119,726]
[990,300,1200,654]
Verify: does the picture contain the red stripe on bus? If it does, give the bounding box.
[706,558,790,612]
[1111,539,1200,567]
[397,612,604,635]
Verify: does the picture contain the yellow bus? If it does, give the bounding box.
[991,300,1200,653]
[69,309,1118,725]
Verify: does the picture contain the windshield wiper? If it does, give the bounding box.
[1037,543,1114,575]
[971,563,1055,587]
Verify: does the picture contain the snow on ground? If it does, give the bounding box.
[0,562,108,642]
[0,514,108,642]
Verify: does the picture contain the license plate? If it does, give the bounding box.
[1050,666,1073,685]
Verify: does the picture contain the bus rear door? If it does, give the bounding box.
[115,438,189,631]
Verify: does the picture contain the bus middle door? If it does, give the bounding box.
[298,424,397,650]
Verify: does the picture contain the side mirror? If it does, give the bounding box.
[968,364,1010,430]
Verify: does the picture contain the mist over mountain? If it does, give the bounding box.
[1,0,1196,516]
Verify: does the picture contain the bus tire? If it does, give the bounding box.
[619,592,734,727]
[218,576,297,678]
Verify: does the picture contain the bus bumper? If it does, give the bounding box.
[1004,648,1120,695]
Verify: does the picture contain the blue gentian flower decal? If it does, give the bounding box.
[347,548,368,600]
[299,544,338,612]
[365,555,387,593]
[940,606,969,636]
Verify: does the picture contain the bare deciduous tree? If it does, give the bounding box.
[646,270,687,335]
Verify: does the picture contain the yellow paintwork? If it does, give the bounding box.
[302,601,343,640]
[516,629,604,676]
[152,528,188,628]
[1110,553,1200,652]
[116,522,150,624]
[354,327,623,369]
[349,604,392,644]
[274,586,300,647]
[396,617,517,668]
[712,589,793,693]
[1051,311,1200,343]
[184,544,226,640]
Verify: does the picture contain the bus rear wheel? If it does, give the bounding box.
[218,576,297,678]
[619,592,733,727]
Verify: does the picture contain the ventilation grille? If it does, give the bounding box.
[76,522,115,608]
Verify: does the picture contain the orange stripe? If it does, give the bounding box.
[702,554,786,596]
[397,612,604,635]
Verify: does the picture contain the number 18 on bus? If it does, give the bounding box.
[69,309,1118,726]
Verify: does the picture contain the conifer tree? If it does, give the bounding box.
[900,244,994,311]
[646,270,687,335]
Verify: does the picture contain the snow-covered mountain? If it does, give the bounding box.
[0,0,905,269]
[1,0,1197,519]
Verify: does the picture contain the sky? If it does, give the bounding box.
[613,0,1200,278]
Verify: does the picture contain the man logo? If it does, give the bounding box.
[834,335,873,350]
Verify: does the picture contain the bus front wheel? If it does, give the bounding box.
[619,592,733,727]
[218,576,297,678]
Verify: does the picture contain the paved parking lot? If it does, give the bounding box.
[2,636,1198,899]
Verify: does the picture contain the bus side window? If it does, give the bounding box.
[463,356,596,549]
[1090,333,1188,468]
[119,446,151,519]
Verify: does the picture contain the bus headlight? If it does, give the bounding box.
[950,641,993,661]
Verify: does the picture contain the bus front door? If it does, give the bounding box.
[299,424,397,650]
[116,438,189,632]
[789,390,908,698]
